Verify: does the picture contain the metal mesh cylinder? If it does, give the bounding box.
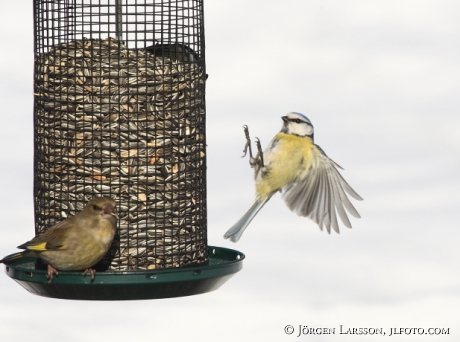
[33,0,208,270]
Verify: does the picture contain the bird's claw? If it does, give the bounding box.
[83,268,96,281]
[255,137,264,167]
[241,125,264,169]
[241,125,253,158]
[46,264,59,284]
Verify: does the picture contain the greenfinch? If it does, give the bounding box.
[145,43,198,62]
[144,43,209,79]
[0,197,117,283]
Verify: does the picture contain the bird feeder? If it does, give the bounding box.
[4,0,243,300]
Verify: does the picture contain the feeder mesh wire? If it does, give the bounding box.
[33,0,208,271]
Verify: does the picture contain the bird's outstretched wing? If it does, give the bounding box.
[281,148,362,234]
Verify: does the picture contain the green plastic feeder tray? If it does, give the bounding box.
[3,246,244,300]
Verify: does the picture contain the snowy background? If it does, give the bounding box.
[1,1,459,341]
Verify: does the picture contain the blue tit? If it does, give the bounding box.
[224,112,362,242]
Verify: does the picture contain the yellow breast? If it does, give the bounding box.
[93,220,116,247]
[256,132,314,199]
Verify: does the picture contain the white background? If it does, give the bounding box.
[1,1,459,341]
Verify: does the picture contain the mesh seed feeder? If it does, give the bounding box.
[4,0,244,300]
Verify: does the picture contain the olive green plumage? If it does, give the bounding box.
[145,43,198,62]
[1,197,117,283]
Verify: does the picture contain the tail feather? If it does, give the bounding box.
[224,198,269,242]
[0,251,29,264]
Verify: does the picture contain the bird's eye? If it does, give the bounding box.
[295,119,301,123]
[92,204,101,210]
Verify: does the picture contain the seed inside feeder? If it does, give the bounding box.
[34,38,208,270]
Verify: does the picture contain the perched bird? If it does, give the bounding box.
[144,42,208,80]
[224,112,362,242]
[0,197,118,283]
[145,43,198,62]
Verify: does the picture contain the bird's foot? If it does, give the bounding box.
[46,264,59,284]
[242,125,264,170]
[254,137,264,167]
[83,268,96,281]
[242,125,253,158]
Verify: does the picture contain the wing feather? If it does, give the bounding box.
[282,149,362,233]
[17,218,76,251]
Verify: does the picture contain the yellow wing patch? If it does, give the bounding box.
[26,242,66,251]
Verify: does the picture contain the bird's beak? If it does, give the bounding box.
[282,116,288,123]
[104,204,118,219]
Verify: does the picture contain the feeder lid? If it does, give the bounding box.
[3,246,244,300]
